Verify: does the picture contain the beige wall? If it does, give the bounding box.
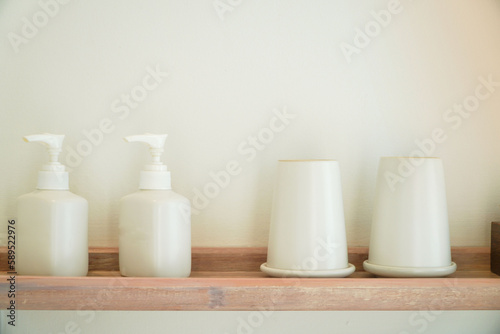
[2,0,500,248]
[1,0,500,332]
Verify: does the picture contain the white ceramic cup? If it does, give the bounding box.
[260,160,355,278]
[363,157,456,277]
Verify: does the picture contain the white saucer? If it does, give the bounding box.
[363,260,457,278]
[260,263,356,278]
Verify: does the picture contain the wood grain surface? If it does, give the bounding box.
[492,222,500,275]
[0,246,498,311]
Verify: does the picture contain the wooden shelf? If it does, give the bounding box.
[1,247,499,311]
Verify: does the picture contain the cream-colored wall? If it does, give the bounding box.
[2,1,500,333]
[2,0,500,248]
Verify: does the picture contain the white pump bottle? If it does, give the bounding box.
[17,133,88,276]
[119,133,191,277]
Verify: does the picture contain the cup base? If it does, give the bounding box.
[260,263,355,278]
[363,260,457,278]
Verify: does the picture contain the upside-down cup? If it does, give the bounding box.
[260,160,355,278]
[363,157,457,277]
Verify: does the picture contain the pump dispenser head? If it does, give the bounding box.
[24,133,69,190]
[125,133,171,190]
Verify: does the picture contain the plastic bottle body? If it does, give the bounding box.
[16,190,88,276]
[119,190,191,277]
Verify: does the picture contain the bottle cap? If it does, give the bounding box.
[125,133,171,190]
[24,133,69,190]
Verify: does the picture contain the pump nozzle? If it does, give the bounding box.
[125,134,167,167]
[23,133,69,190]
[125,133,171,190]
[24,133,64,167]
